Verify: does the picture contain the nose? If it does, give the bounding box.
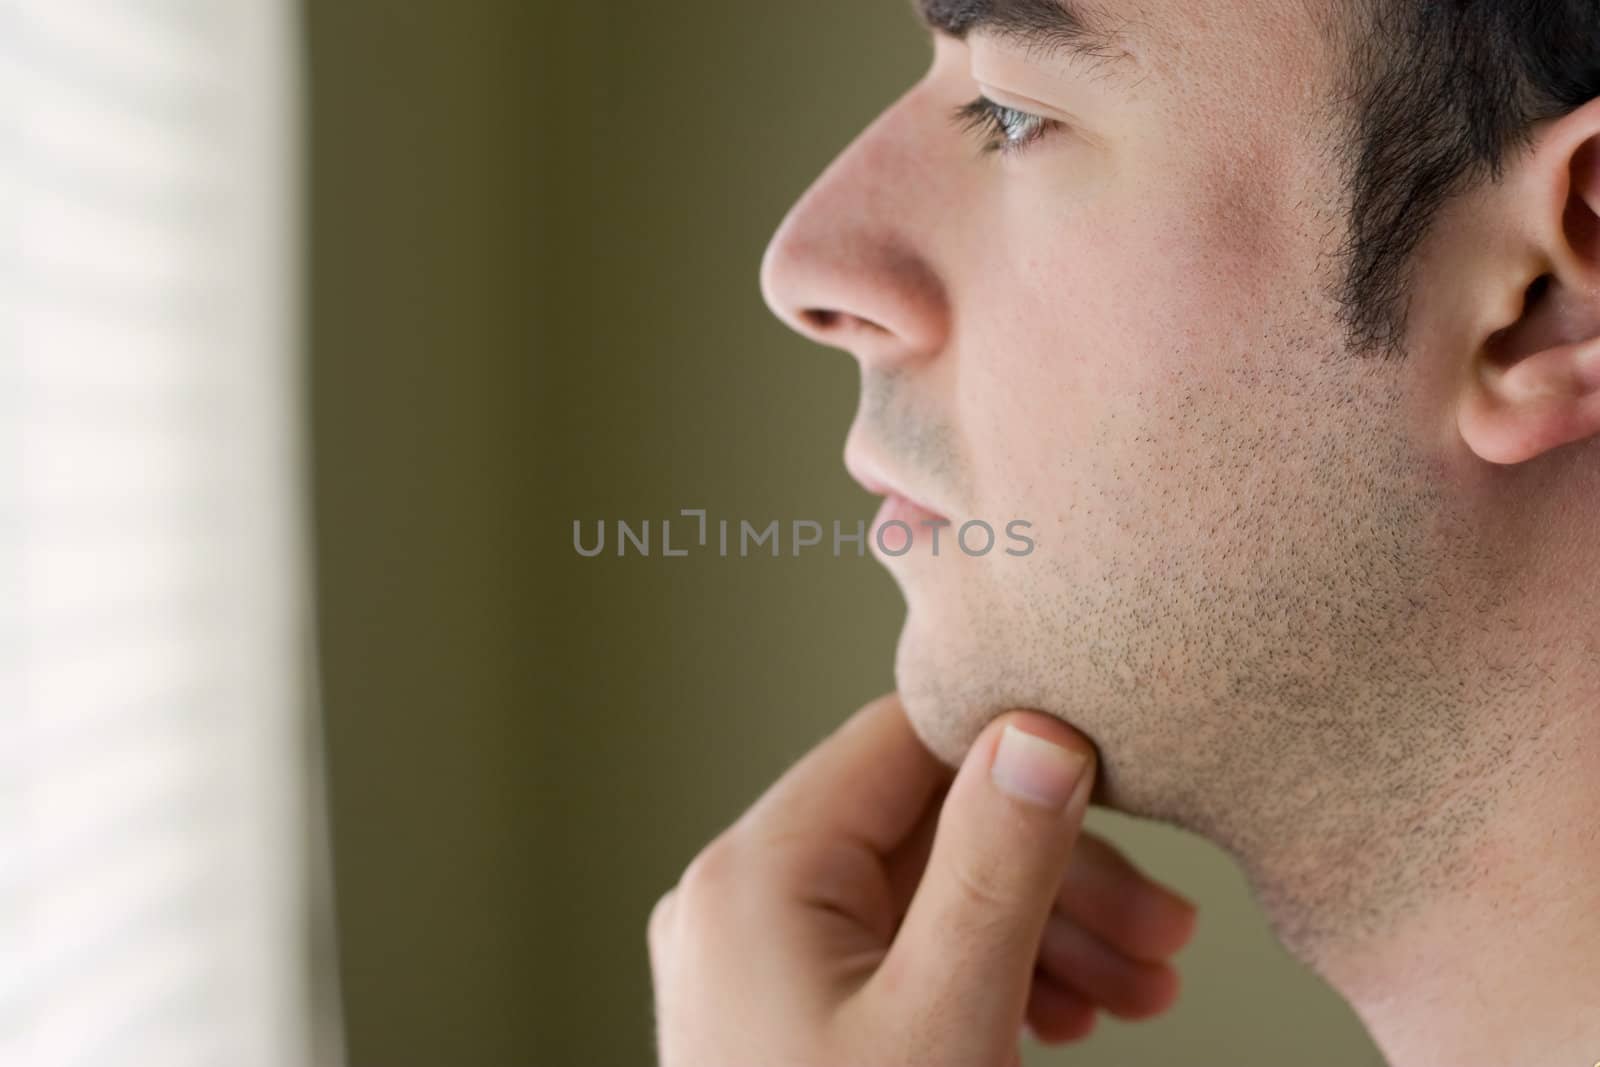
[759,101,952,370]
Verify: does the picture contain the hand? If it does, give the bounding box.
[647,693,1197,1066]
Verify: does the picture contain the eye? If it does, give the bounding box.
[952,96,1059,157]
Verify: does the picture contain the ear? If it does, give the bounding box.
[1458,98,1600,465]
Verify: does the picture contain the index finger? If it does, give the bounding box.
[740,692,952,858]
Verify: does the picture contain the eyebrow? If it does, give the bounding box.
[915,0,1135,67]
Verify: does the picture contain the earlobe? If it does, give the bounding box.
[1458,335,1600,464]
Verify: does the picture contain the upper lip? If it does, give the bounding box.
[844,444,948,519]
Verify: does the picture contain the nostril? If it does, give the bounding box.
[801,308,840,331]
[801,308,890,336]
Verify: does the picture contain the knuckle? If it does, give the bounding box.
[677,832,743,904]
[947,852,1014,915]
[646,887,678,956]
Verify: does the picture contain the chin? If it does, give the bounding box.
[890,599,1124,813]
[892,610,1016,769]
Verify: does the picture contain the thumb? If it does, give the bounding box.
[862,713,1096,1061]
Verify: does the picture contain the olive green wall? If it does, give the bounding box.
[306,3,1385,1065]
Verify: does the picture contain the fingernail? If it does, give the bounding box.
[990,724,1090,810]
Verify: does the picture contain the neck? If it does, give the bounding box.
[1280,681,1600,1067]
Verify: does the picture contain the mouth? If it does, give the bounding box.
[844,448,950,554]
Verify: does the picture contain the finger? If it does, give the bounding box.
[863,712,1097,1060]
[742,693,952,859]
[882,784,945,921]
[1024,974,1098,1045]
[1036,912,1181,1020]
[1056,832,1198,962]
[647,887,679,966]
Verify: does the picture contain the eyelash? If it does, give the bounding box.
[952,96,1059,158]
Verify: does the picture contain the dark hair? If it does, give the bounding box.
[1338,0,1600,355]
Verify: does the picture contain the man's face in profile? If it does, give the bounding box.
[760,0,1519,918]
[661,0,1600,1059]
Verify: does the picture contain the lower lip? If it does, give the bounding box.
[872,493,948,555]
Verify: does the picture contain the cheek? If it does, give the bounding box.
[954,220,1185,525]
[954,168,1311,514]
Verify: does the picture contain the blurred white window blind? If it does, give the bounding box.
[0,3,325,1067]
